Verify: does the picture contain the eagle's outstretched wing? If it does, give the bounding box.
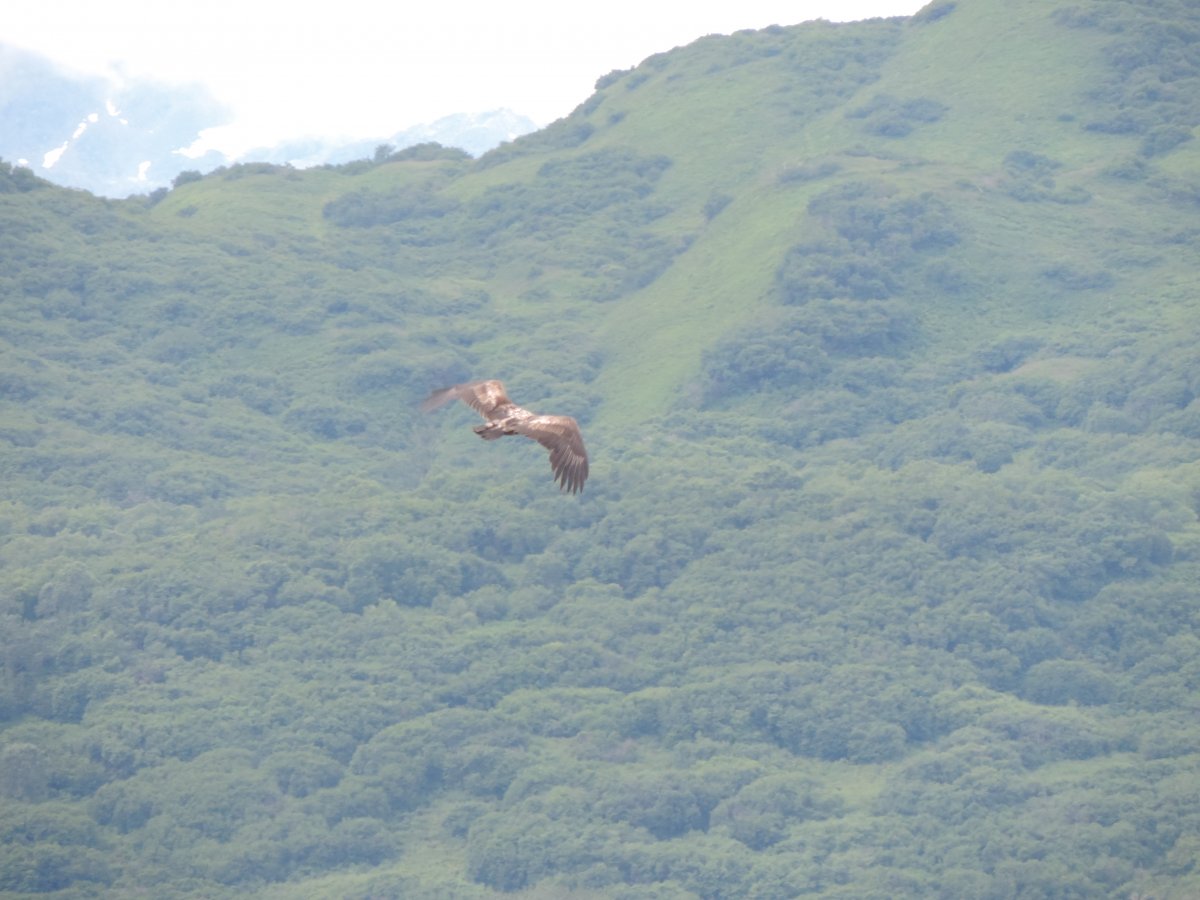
[512,415,589,494]
[420,380,589,493]
[420,379,514,419]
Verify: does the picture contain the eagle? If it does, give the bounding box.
[421,379,589,493]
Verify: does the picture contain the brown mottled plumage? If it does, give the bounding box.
[421,380,589,493]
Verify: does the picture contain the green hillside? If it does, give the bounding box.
[3,0,1200,896]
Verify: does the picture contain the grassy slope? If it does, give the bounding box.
[534,0,1133,423]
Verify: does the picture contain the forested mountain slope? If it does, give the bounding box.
[3,0,1200,896]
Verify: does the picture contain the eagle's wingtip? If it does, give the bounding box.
[420,386,456,413]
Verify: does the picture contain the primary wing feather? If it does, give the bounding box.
[419,385,462,413]
[514,415,589,494]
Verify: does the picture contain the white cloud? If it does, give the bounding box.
[174,125,243,160]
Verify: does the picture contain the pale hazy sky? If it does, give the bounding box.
[4,0,925,158]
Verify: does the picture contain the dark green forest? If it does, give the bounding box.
[3,0,1200,896]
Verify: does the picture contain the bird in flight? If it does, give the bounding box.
[421,379,589,493]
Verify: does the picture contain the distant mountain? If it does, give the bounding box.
[238,109,539,169]
[0,45,230,197]
[0,45,539,197]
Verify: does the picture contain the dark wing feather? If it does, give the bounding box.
[420,380,513,419]
[513,415,589,494]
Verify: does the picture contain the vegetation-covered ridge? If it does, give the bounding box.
[2,0,1200,896]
